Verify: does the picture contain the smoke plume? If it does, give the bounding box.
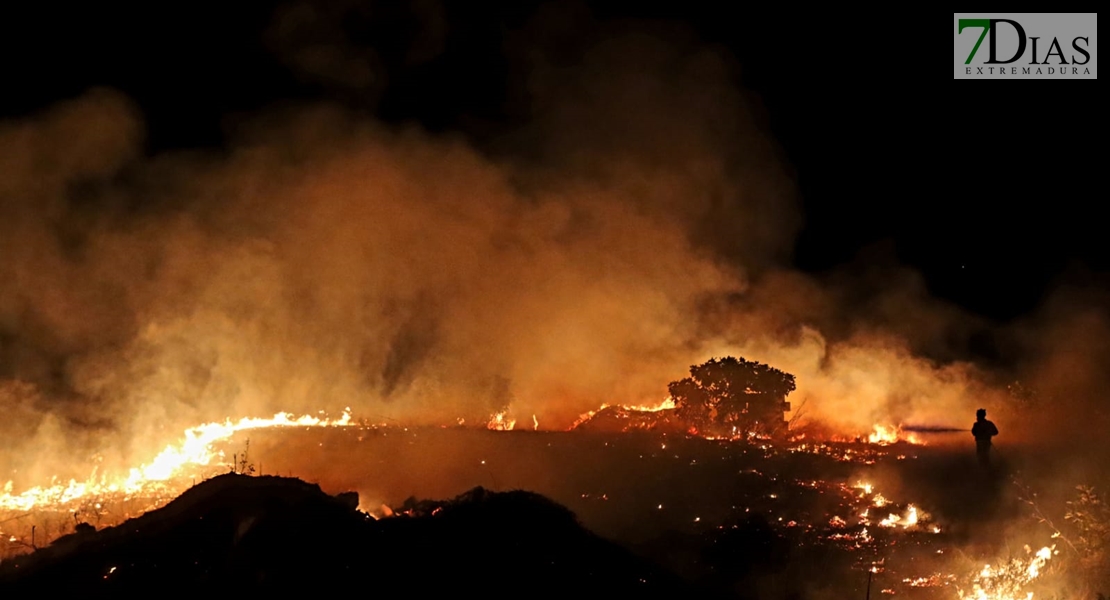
[1,12,1106,490]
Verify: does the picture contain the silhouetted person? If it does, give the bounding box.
[971,408,998,467]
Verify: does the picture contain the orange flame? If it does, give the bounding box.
[1,409,354,512]
[487,411,516,431]
[569,397,676,429]
[957,544,1056,600]
[866,424,922,445]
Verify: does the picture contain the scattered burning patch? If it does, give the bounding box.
[0,407,1087,598]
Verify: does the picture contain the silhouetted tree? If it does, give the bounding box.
[669,356,796,436]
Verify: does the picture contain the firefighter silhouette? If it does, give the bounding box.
[971,408,998,466]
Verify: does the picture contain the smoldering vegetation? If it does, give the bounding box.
[12,422,1103,598]
[233,422,1110,597]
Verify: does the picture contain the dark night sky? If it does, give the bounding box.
[1,2,1101,323]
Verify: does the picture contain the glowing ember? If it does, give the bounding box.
[1,409,354,513]
[848,482,939,535]
[903,573,957,587]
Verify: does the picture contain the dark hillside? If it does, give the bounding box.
[0,473,696,597]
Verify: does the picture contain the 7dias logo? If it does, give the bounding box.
[953,13,1097,79]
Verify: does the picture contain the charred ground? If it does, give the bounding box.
[9,425,1099,599]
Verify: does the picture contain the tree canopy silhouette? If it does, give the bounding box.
[668,356,796,436]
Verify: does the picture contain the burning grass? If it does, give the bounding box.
[0,410,361,554]
[1,405,1103,597]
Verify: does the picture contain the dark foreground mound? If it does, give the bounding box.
[0,473,694,596]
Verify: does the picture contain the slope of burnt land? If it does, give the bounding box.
[0,473,699,596]
[239,427,1042,598]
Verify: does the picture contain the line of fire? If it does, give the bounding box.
[2,353,1100,597]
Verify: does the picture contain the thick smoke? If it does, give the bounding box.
[1,65,757,481]
[0,13,1105,492]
